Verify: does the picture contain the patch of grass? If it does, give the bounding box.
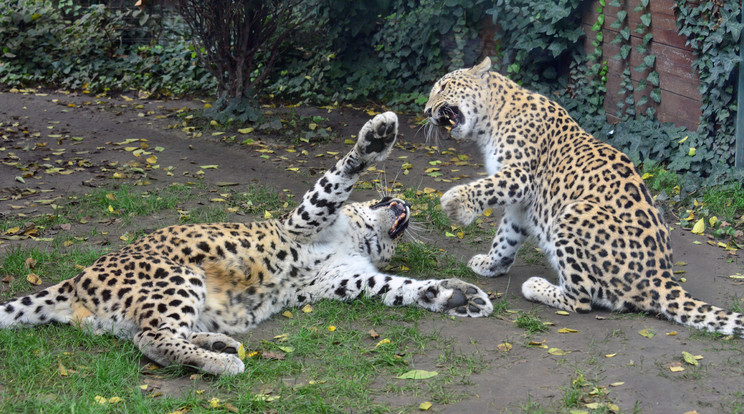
[389,241,480,282]
[515,311,549,334]
[401,188,449,231]
[0,245,107,301]
[517,239,544,266]
[560,370,617,413]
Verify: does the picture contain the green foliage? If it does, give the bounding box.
[0,0,214,96]
[675,1,743,169]
[486,0,586,89]
[267,0,489,110]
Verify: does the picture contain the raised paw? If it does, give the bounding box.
[440,184,479,226]
[420,279,493,317]
[468,254,512,277]
[356,111,398,163]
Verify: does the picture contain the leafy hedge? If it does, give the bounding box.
[265,0,489,109]
[0,0,214,96]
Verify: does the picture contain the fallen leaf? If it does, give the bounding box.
[369,329,380,339]
[108,397,124,404]
[282,310,294,318]
[395,370,438,380]
[419,401,433,411]
[94,395,107,405]
[238,343,246,360]
[691,218,705,235]
[261,351,286,360]
[497,342,512,352]
[200,165,218,169]
[682,351,698,366]
[278,346,295,353]
[548,348,571,356]
[26,273,42,286]
[58,362,69,377]
[605,353,617,358]
[301,304,313,313]
[558,327,579,333]
[25,257,37,268]
[375,338,391,348]
[638,328,655,338]
[666,331,678,336]
[609,381,624,387]
[556,310,570,316]
[327,325,336,332]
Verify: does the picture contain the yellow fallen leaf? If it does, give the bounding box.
[58,362,69,376]
[238,127,254,134]
[26,273,42,286]
[419,401,433,411]
[682,351,698,365]
[691,218,705,235]
[302,304,313,313]
[327,325,336,332]
[605,353,617,358]
[238,343,246,360]
[209,397,221,408]
[273,333,289,342]
[483,208,492,217]
[94,396,107,405]
[200,165,218,169]
[609,381,624,387]
[375,338,391,348]
[497,342,512,352]
[669,365,685,372]
[688,147,696,156]
[395,370,438,380]
[666,331,678,336]
[558,327,579,333]
[264,210,272,219]
[282,310,294,319]
[108,397,124,404]
[527,340,548,348]
[548,347,571,356]
[139,384,148,390]
[556,310,570,316]
[638,328,655,338]
[678,135,688,144]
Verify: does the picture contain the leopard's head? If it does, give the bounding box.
[341,197,411,268]
[424,57,492,142]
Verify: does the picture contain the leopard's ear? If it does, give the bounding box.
[471,57,491,78]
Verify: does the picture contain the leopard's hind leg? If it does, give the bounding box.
[521,202,624,313]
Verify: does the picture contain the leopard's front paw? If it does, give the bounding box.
[356,111,398,163]
[440,185,479,226]
[468,254,511,277]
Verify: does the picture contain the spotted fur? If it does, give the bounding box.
[424,58,744,337]
[0,112,492,375]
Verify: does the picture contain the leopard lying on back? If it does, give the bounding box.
[425,57,744,337]
[0,112,493,375]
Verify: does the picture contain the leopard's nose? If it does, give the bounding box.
[424,107,432,117]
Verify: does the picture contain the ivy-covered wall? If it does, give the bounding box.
[580,0,701,130]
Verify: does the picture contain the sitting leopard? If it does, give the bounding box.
[0,112,493,375]
[424,58,744,336]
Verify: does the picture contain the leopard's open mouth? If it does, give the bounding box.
[434,105,462,132]
[371,197,411,239]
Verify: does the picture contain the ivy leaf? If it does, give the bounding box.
[620,27,630,41]
[647,71,660,86]
[643,55,656,67]
[640,13,651,27]
[650,88,661,103]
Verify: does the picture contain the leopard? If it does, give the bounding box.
[424,57,744,337]
[0,112,493,375]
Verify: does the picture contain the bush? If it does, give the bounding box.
[0,0,215,96]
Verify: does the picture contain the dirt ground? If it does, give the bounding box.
[1,89,744,413]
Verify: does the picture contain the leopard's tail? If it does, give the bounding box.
[658,280,744,337]
[0,280,77,328]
